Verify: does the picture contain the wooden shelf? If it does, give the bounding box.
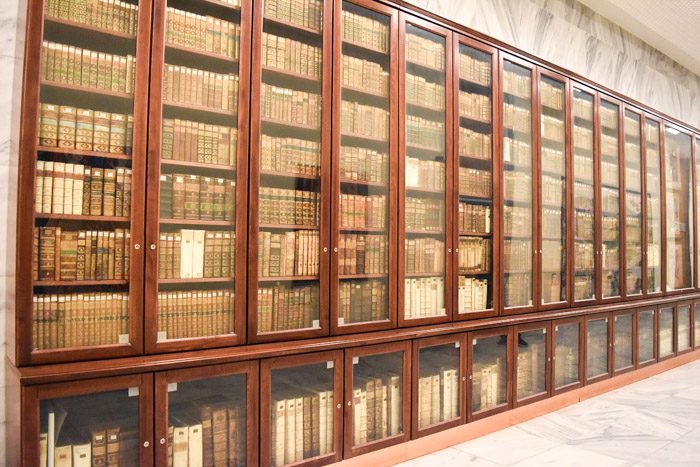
[264,16,322,36]
[406,143,445,156]
[406,59,445,74]
[258,275,318,283]
[405,185,444,195]
[161,159,235,172]
[159,277,235,285]
[262,65,320,84]
[339,226,385,233]
[339,178,387,188]
[36,213,129,222]
[163,101,236,118]
[406,100,445,114]
[44,15,135,40]
[339,273,387,280]
[405,272,443,278]
[160,218,233,226]
[459,231,492,237]
[259,223,318,230]
[459,154,491,162]
[166,42,239,65]
[34,279,129,287]
[41,80,134,100]
[261,117,319,132]
[260,170,319,181]
[342,38,389,57]
[342,85,388,100]
[458,270,490,276]
[341,132,388,144]
[199,0,243,11]
[37,146,132,161]
[405,229,444,235]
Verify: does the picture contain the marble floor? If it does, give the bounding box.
[398,360,700,467]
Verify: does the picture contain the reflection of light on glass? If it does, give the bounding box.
[666,127,680,135]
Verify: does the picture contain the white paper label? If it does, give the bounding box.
[128,387,139,397]
[118,334,129,344]
[555,325,559,331]
[326,361,334,369]
[352,356,359,365]
[167,383,178,393]
[614,316,618,322]
[157,331,167,341]
[441,308,446,314]
[454,341,460,348]
[542,328,546,334]
[312,320,320,329]
[472,339,477,346]
[338,317,345,326]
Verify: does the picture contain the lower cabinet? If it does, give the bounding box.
[552,317,584,394]
[659,306,675,359]
[585,314,612,382]
[613,311,634,374]
[636,308,658,367]
[468,328,512,420]
[513,323,550,406]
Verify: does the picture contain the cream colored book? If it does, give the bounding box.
[326,390,334,454]
[431,374,441,425]
[72,443,91,467]
[418,375,431,428]
[274,400,286,467]
[54,445,72,467]
[294,397,304,462]
[389,375,401,435]
[180,229,194,278]
[188,423,203,467]
[192,229,205,278]
[62,163,75,215]
[172,426,189,467]
[285,398,296,464]
[40,432,48,467]
[318,390,327,455]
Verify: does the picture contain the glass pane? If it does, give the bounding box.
[472,334,508,412]
[457,43,493,313]
[614,314,633,370]
[516,328,547,400]
[256,0,324,334]
[39,388,140,466]
[338,2,391,326]
[600,101,620,298]
[554,322,580,388]
[624,111,642,295]
[33,0,143,350]
[677,304,691,351]
[270,361,335,466]
[637,309,655,363]
[156,0,243,341]
[695,303,700,348]
[403,24,447,319]
[697,137,700,283]
[540,77,566,304]
[573,89,595,301]
[586,318,608,379]
[665,129,694,290]
[502,61,533,308]
[659,306,674,357]
[418,343,460,429]
[351,351,404,446]
[168,374,247,466]
[645,121,662,292]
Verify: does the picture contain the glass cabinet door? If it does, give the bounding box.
[677,304,692,352]
[624,110,643,296]
[158,363,255,467]
[695,303,700,348]
[28,0,151,361]
[401,19,450,322]
[455,38,495,315]
[599,100,621,299]
[659,306,674,358]
[645,119,662,293]
[613,313,633,372]
[263,353,341,466]
[696,136,700,284]
[334,0,395,331]
[586,316,609,381]
[539,75,567,305]
[637,309,656,365]
[502,59,534,309]
[470,331,509,415]
[515,326,548,402]
[554,321,581,390]
[415,339,462,432]
[250,0,330,339]
[572,88,596,302]
[664,127,694,291]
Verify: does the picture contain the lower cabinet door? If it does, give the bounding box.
[585,314,612,382]
[613,312,634,374]
[261,351,343,466]
[637,308,657,366]
[677,303,692,353]
[552,318,583,393]
[659,306,675,359]
[694,303,700,348]
[25,374,153,467]
[513,323,550,406]
[155,362,258,467]
[468,327,512,420]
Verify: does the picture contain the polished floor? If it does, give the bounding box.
[398,359,700,466]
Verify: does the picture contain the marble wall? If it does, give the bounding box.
[405,0,700,129]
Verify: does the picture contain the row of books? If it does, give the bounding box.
[575,242,595,269]
[505,274,531,307]
[261,83,321,129]
[418,369,459,429]
[472,359,503,411]
[45,0,139,36]
[162,119,237,167]
[339,194,387,229]
[257,284,319,333]
[342,9,389,53]
[405,197,443,232]
[458,237,490,273]
[36,162,132,217]
[574,182,594,210]
[157,290,234,341]
[542,175,564,206]
[262,32,321,79]
[542,241,564,271]
[459,91,491,123]
[458,277,489,311]
[406,157,445,191]
[503,70,530,99]
[602,160,621,186]
[405,238,444,274]
[404,277,445,319]
[33,292,128,350]
[406,115,445,151]
[600,104,618,128]
[458,203,491,233]
[41,41,136,94]
[38,103,133,155]
[158,230,235,280]
[406,33,444,71]
[271,390,334,466]
[264,0,323,33]
[601,188,620,213]
[163,65,238,112]
[503,137,531,166]
[166,7,240,59]
[339,279,387,324]
[540,81,564,111]
[341,55,389,97]
[573,96,594,121]
[602,245,619,270]
[341,100,390,140]
[504,171,531,203]
[351,375,402,445]
[459,126,491,158]
[459,167,492,198]
[574,275,594,299]
[542,115,565,143]
[602,216,619,241]
[160,174,236,221]
[258,231,320,278]
[504,205,531,236]
[503,103,531,133]
[542,208,565,238]
[542,147,564,175]
[35,227,130,281]
[645,123,660,144]
[516,343,544,399]
[504,239,532,270]
[459,52,490,87]
[573,125,594,151]
[259,188,319,227]
[41,425,132,467]
[262,134,320,176]
[406,74,445,110]
[340,147,388,184]
[339,234,388,275]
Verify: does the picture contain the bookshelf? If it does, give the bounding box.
[624,109,643,296]
[469,328,511,419]
[613,311,633,373]
[659,305,675,359]
[553,318,583,392]
[637,308,657,366]
[677,303,692,352]
[585,315,610,382]
[514,323,549,405]
[645,118,663,294]
[502,57,534,311]
[664,127,694,291]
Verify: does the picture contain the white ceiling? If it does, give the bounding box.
[578,0,700,76]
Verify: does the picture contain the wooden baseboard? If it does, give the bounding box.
[333,349,700,466]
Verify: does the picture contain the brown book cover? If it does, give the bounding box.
[211,408,228,466]
[106,427,120,466]
[91,431,107,467]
